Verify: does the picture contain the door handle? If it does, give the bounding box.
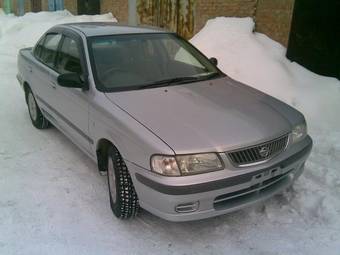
[50,81,57,89]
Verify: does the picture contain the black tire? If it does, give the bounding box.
[107,146,139,219]
[25,87,49,129]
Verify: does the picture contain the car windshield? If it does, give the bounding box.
[88,33,222,92]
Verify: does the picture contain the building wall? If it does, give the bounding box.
[3,0,34,14]
[0,0,13,13]
[101,0,128,23]
[0,0,294,47]
[194,0,257,35]
[12,0,16,14]
[64,0,77,14]
[0,0,4,11]
[101,0,295,46]
[3,0,27,15]
[25,0,32,13]
[194,0,294,46]
[41,0,48,11]
[255,0,295,46]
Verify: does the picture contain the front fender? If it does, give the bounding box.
[89,92,174,170]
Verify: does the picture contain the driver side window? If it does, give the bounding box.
[38,33,62,69]
[56,36,83,76]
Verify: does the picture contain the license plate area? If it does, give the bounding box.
[251,167,280,186]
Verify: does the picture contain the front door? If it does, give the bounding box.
[49,34,92,154]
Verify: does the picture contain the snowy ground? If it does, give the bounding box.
[0,10,339,255]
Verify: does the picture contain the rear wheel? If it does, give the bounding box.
[26,88,49,129]
[107,146,139,219]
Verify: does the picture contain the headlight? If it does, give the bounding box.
[151,153,223,176]
[151,155,180,176]
[291,123,307,143]
[176,153,223,175]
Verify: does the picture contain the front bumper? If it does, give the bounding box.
[127,135,313,222]
[17,74,24,89]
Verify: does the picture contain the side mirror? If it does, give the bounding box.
[57,73,84,89]
[209,57,218,66]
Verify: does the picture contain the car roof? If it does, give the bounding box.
[58,22,170,37]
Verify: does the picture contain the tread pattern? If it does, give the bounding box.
[109,147,139,219]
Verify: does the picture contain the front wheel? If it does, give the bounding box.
[26,88,49,129]
[107,146,139,219]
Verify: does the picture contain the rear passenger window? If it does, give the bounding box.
[34,37,45,60]
[56,37,83,76]
[39,33,62,69]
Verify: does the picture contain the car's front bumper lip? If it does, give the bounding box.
[128,135,312,222]
[17,74,24,87]
[135,139,312,195]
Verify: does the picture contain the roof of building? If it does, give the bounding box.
[59,22,168,37]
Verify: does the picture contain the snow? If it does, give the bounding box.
[191,17,340,130]
[0,10,339,255]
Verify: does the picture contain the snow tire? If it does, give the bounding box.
[107,146,139,219]
[26,87,50,129]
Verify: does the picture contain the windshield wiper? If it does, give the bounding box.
[138,72,223,90]
[138,76,201,89]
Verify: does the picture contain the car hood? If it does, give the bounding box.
[105,77,300,154]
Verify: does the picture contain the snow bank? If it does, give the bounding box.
[191,16,340,229]
[191,17,340,131]
[0,10,116,57]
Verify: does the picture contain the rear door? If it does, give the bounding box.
[49,32,92,154]
[30,33,62,122]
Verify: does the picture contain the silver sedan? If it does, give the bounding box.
[17,22,312,221]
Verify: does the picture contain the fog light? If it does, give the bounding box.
[175,201,199,213]
[289,172,295,180]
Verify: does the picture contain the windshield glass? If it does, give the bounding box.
[88,33,222,92]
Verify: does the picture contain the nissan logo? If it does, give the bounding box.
[259,146,270,157]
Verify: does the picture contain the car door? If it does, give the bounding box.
[30,33,62,122]
[49,32,92,154]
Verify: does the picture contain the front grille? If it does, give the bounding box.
[227,135,289,166]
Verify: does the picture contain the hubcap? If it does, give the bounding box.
[28,92,38,121]
[108,158,117,203]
